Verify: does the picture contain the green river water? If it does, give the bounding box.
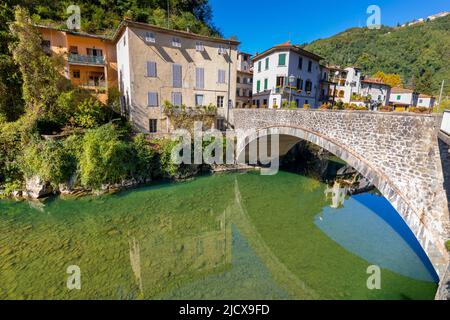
[0,171,438,300]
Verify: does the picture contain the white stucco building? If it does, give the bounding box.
[251,41,328,108]
[389,87,419,110]
[328,66,390,107]
[417,94,436,109]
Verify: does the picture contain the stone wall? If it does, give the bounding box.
[233,109,450,278]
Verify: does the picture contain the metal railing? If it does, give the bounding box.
[442,110,450,135]
[68,54,105,65]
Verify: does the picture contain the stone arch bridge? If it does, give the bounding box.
[232,109,450,279]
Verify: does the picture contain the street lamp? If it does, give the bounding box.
[288,75,296,107]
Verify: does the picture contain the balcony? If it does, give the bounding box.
[68,54,105,66]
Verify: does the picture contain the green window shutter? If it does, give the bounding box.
[257,80,261,92]
[264,79,268,90]
[278,54,286,66]
[265,58,269,70]
[258,61,262,72]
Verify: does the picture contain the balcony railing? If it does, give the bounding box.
[69,54,105,65]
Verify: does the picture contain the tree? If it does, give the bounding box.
[9,7,68,119]
[415,69,434,95]
[373,71,403,88]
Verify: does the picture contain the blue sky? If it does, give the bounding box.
[209,0,450,54]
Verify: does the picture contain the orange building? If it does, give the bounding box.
[37,25,118,103]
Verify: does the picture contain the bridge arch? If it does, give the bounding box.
[236,124,447,278]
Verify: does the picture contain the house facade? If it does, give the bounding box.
[236,52,253,108]
[359,78,391,107]
[251,41,326,108]
[37,25,118,103]
[328,66,362,103]
[417,94,436,108]
[114,20,239,134]
[389,87,419,111]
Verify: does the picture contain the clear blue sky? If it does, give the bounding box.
[209,0,450,54]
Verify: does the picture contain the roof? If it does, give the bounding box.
[252,40,323,62]
[35,24,111,41]
[391,87,416,94]
[112,20,240,45]
[419,93,434,98]
[361,77,390,86]
[237,69,253,75]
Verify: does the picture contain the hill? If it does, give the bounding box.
[304,15,450,96]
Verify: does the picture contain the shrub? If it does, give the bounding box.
[320,103,331,110]
[288,101,297,109]
[379,105,392,112]
[410,107,430,114]
[446,240,450,252]
[272,104,278,109]
[132,133,159,179]
[74,98,109,128]
[20,138,76,187]
[79,123,134,188]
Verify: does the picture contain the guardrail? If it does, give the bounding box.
[68,54,105,65]
[442,110,450,135]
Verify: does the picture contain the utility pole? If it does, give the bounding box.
[167,0,170,29]
[438,80,445,111]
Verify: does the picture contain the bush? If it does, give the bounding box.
[74,98,109,128]
[79,123,135,188]
[410,107,430,114]
[446,240,450,252]
[20,138,76,187]
[320,103,332,110]
[132,134,159,179]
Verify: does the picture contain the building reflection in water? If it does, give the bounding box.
[128,210,232,299]
[324,181,348,209]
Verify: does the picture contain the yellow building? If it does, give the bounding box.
[37,25,118,103]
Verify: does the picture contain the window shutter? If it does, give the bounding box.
[218,69,225,83]
[196,68,204,89]
[147,61,157,77]
[173,64,182,88]
[172,92,182,106]
[257,80,261,92]
[148,92,158,107]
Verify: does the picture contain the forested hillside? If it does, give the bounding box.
[0,0,219,120]
[304,15,450,96]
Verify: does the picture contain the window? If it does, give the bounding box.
[196,41,204,52]
[265,57,269,70]
[149,119,157,133]
[145,32,155,43]
[72,70,80,79]
[264,78,268,90]
[263,99,268,106]
[237,77,241,84]
[258,61,262,72]
[256,80,261,92]
[218,45,227,55]
[307,61,312,72]
[237,89,241,97]
[69,46,78,54]
[419,99,423,103]
[218,69,226,84]
[305,80,312,92]
[147,92,158,107]
[296,78,303,90]
[196,68,204,89]
[217,96,224,108]
[276,76,285,87]
[397,95,401,100]
[195,94,204,106]
[273,98,277,106]
[172,64,182,88]
[172,37,181,47]
[147,61,157,77]
[298,57,303,69]
[86,48,103,56]
[278,54,286,66]
[42,40,51,48]
[123,36,126,47]
[172,92,182,106]
[216,119,226,131]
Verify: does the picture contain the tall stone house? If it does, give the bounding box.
[113,20,239,134]
[236,52,253,108]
